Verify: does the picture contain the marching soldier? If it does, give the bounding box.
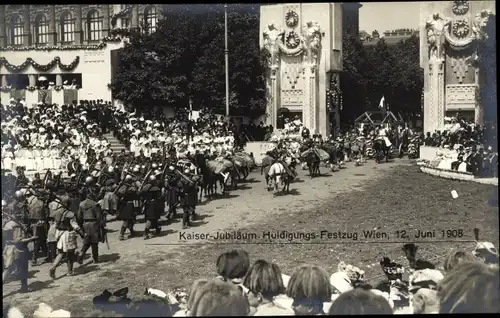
[164,166,180,220]
[117,175,138,240]
[26,187,48,266]
[31,172,43,188]
[77,189,103,264]
[49,196,85,279]
[99,179,118,218]
[141,175,163,239]
[2,194,37,293]
[179,168,197,229]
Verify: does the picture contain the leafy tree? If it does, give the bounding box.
[189,11,266,116]
[389,35,424,118]
[340,31,368,122]
[110,14,196,112]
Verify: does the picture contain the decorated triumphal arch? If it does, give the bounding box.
[260,3,344,137]
[420,1,495,133]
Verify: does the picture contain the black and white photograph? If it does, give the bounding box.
[1,2,498,316]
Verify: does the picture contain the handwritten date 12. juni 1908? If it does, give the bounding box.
[396,229,464,240]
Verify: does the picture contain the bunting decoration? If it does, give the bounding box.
[0,56,80,73]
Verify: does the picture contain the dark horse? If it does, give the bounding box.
[191,152,216,201]
[373,138,391,163]
[302,148,321,177]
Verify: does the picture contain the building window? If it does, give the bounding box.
[144,6,158,34]
[34,14,49,45]
[10,15,24,45]
[60,12,75,43]
[87,10,103,41]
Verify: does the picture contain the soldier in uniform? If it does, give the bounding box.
[2,193,37,293]
[141,175,163,239]
[26,187,48,266]
[116,175,138,240]
[99,178,118,218]
[77,189,103,264]
[31,172,43,188]
[164,166,180,220]
[179,169,197,229]
[49,196,84,279]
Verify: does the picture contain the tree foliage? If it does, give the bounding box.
[340,33,424,122]
[111,7,266,117]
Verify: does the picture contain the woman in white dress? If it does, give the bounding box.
[130,135,138,155]
[33,146,43,172]
[42,145,52,170]
[25,147,35,171]
[2,145,14,171]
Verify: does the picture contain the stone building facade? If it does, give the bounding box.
[0,4,162,106]
[419,1,495,133]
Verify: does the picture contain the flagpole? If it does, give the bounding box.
[224,4,230,117]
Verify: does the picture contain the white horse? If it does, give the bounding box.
[267,161,290,195]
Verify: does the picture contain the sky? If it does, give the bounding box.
[359,2,420,35]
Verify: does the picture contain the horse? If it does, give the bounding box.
[191,153,216,201]
[373,138,391,163]
[267,161,292,195]
[302,149,321,178]
[207,158,238,196]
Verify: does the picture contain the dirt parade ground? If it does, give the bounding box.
[3,159,499,316]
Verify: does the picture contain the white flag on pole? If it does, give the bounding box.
[378,96,385,110]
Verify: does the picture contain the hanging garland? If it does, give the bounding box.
[111,5,133,28]
[285,31,301,49]
[0,35,125,52]
[452,1,469,16]
[285,10,299,28]
[452,20,470,38]
[0,56,80,73]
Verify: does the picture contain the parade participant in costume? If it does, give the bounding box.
[179,169,197,229]
[165,166,180,220]
[116,175,138,240]
[26,188,48,266]
[77,188,103,264]
[141,175,163,239]
[99,179,118,218]
[2,195,36,293]
[49,196,84,279]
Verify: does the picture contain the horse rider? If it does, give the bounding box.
[49,195,85,279]
[180,168,197,229]
[3,194,37,293]
[77,188,103,265]
[164,166,180,220]
[141,175,163,239]
[116,174,138,240]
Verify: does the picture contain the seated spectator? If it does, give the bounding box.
[243,259,293,316]
[443,249,477,273]
[411,288,439,314]
[189,279,251,316]
[286,264,332,315]
[216,249,250,286]
[328,288,393,315]
[437,261,499,313]
[173,279,209,317]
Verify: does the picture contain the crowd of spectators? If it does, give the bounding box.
[1,98,115,172]
[422,116,497,177]
[5,240,498,316]
[1,98,274,173]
